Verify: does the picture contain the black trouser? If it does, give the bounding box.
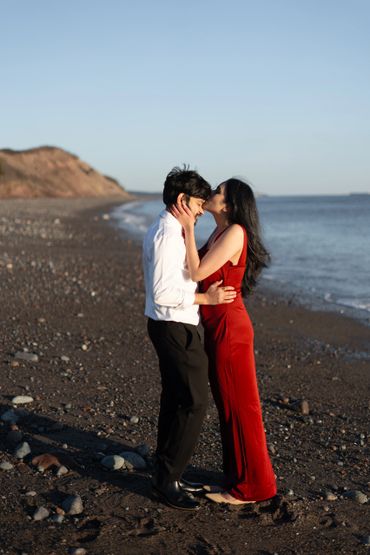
[147,318,208,485]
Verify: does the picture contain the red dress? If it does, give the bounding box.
[199,226,277,501]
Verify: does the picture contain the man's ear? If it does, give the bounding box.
[176,193,185,205]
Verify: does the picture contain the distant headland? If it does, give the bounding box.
[0,146,130,199]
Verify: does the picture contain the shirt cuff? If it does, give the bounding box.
[182,291,196,308]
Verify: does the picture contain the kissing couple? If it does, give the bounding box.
[143,166,277,510]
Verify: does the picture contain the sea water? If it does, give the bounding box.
[111,195,370,324]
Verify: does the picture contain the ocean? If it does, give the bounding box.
[111,195,370,324]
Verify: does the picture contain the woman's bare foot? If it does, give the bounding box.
[202,484,225,494]
[205,492,256,505]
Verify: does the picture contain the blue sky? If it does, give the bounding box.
[1,0,369,194]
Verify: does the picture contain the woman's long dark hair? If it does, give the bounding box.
[224,178,270,296]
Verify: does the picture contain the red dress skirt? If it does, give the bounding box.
[199,226,277,501]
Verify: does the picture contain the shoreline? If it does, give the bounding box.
[0,198,369,554]
[109,198,370,328]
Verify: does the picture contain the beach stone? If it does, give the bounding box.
[300,400,310,415]
[69,548,87,555]
[1,409,20,423]
[62,495,84,515]
[101,455,125,470]
[32,453,61,471]
[325,491,337,501]
[129,415,139,424]
[50,514,64,524]
[119,451,146,470]
[14,441,31,459]
[14,351,39,363]
[0,461,14,471]
[11,395,34,405]
[344,490,368,504]
[56,465,69,476]
[33,506,50,521]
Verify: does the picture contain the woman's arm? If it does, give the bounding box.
[170,203,244,282]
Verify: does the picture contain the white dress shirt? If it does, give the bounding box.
[143,209,199,325]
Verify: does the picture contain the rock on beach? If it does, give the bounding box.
[14,352,39,363]
[119,451,146,470]
[101,455,125,470]
[11,395,34,405]
[61,495,84,515]
[14,442,31,459]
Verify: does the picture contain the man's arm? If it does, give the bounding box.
[195,281,236,305]
[152,232,196,308]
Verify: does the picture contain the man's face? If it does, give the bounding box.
[185,196,206,221]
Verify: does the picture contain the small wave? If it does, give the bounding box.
[111,202,151,236]
[337,298,370,312]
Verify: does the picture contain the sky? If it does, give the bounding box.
[1,0,369,195]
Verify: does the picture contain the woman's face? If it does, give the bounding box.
[204,183,228,215]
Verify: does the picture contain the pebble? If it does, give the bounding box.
[61,355,70,362]
[32,453,61,471]
[11,395,34,405]
[68,548,87,555]
[62,495,84,515]
[14,351,39,363]
[101,455,125,470]
[50,514,64,524]
[25,491,37,497]
[344,490,368,504]
[14,442,31,459]
[129,415,139,424]
[119,451,146,470]
[300,400,310,415]
[1,409,20,423]
[56,465,69,476]
[33,507,50,521]
[0,461,14,471]
[325,491,337,501]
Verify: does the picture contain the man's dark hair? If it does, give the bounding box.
[163,165,211,207]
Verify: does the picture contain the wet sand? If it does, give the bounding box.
[0,198,369,555]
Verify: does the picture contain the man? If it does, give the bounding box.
[143,166,236,510]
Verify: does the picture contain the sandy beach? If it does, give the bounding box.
[0,198,369,555]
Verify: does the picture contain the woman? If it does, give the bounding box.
[171,178,277,505]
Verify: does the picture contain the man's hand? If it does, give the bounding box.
[205,280,236,305]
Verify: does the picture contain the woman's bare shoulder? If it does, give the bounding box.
[224,223,245,238]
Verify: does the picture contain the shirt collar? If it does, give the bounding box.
[159,209,182,230]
